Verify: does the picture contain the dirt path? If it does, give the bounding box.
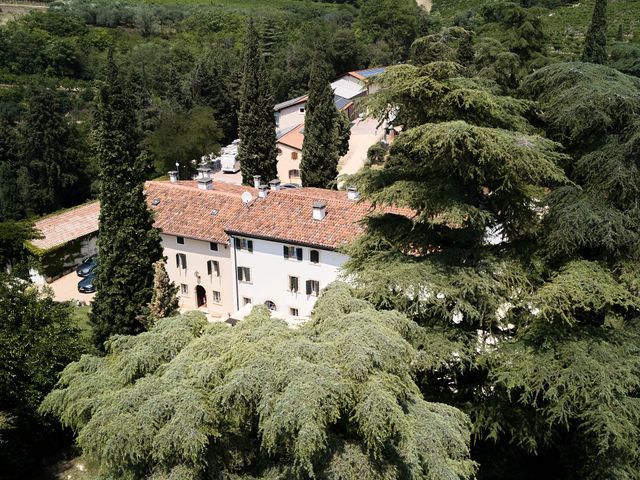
[417,0,433,13]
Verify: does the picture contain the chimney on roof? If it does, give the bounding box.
[197,178,213,190]
[313,200,327,221]
[347,186,360,201]
[197,166,213,179]
[269,179,281,191]
[258,184,269,198]
[168,171,178,183]
[253,175,261,189]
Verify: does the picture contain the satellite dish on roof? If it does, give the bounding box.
[241,191,253,205]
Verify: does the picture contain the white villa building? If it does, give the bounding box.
[145,175,405,323]
[274,68,385,184]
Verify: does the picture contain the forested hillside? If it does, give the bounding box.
[1,0,640,479]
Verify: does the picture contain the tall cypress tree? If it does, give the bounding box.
[0,119,25,221]
[237,18,278,185]
[90,53,162,347]
[582,0,608,64]
[300,59,341,188]
[18,88,84,215]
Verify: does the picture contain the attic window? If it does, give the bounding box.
[210,209,219,216]
[151,199,160,207]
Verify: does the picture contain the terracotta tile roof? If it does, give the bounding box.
[277,123,304,151]
[144,181,254,243]
[225,187,413,250]
[30,202,100,251]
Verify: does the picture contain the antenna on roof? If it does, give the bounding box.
[241,191,253,208]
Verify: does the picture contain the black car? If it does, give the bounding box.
[77,272,97,293]
[76,254,98,277]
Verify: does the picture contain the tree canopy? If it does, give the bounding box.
[42,282,476,480]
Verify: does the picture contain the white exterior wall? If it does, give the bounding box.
[231,236,348,318]
[161,233,235,318]
[276,143,302,184]
[276,103,306,132]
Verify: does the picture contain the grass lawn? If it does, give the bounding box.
[70,305,93,345]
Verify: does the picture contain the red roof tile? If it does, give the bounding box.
[277,123,304,151]
[145,181,253,243]
[30,202,100,251]
[225,187,413,250]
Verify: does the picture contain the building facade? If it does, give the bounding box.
[145,178,400,322]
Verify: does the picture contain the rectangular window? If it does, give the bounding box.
[289,276,299,293]
[290,307,299,317]
[209,242,218,251]
[289,169,300,178]
[212,290,221,304]
[310,250,319,264]
[176,253,187,270]
[243,297,252,306]
[180,283,188,295]
[306,280,320,296]
[235,238,253,252]
[177,236,185,245]
[237,267,251,283]
[207,260,220,277]
[299,107,305,113]
[291,152,298,160]
[283,246,303,261]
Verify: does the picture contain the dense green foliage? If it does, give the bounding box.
[582,0,608,64]
[90,55,163,347]
[347,59,640,480]
[301,59,343,188]
[0,275,87,479]
[43,282,476,479]
[146,258,179,327]
[237,19,278,185]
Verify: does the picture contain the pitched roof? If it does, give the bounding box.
[29,202,100,251]
[276,123,304,151]
[225,187,412,250]
[274,95,308,112]
[349,67,386,80]
[144,181,254,243]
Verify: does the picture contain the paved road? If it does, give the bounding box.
[338,118,384,179]
[48,271,95,304]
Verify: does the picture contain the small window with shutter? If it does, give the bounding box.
[176,253,187,270]
[306,280,320,296]
[289,276,299,292]
[310,250,319,264]
[207,260,220,277]
[237,267,251,283]
[235,238,253,252]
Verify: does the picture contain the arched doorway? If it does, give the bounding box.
[196,285,207,308]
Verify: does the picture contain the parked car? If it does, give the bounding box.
[77,272,96,293]
[76,254,98,277]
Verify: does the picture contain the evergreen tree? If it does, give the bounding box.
[90,53,162,347]
[43,283,476,480]
[582,0,608,64]
[146,258,179,327]
[456,33,475,67]
[0,119,25,221]
[348,61,640,480]
[336,110,351,157]
[237,18,278,185]
[18,88,85,215]
[300,59,341,188]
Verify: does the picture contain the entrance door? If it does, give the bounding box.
[196,285,207,308]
